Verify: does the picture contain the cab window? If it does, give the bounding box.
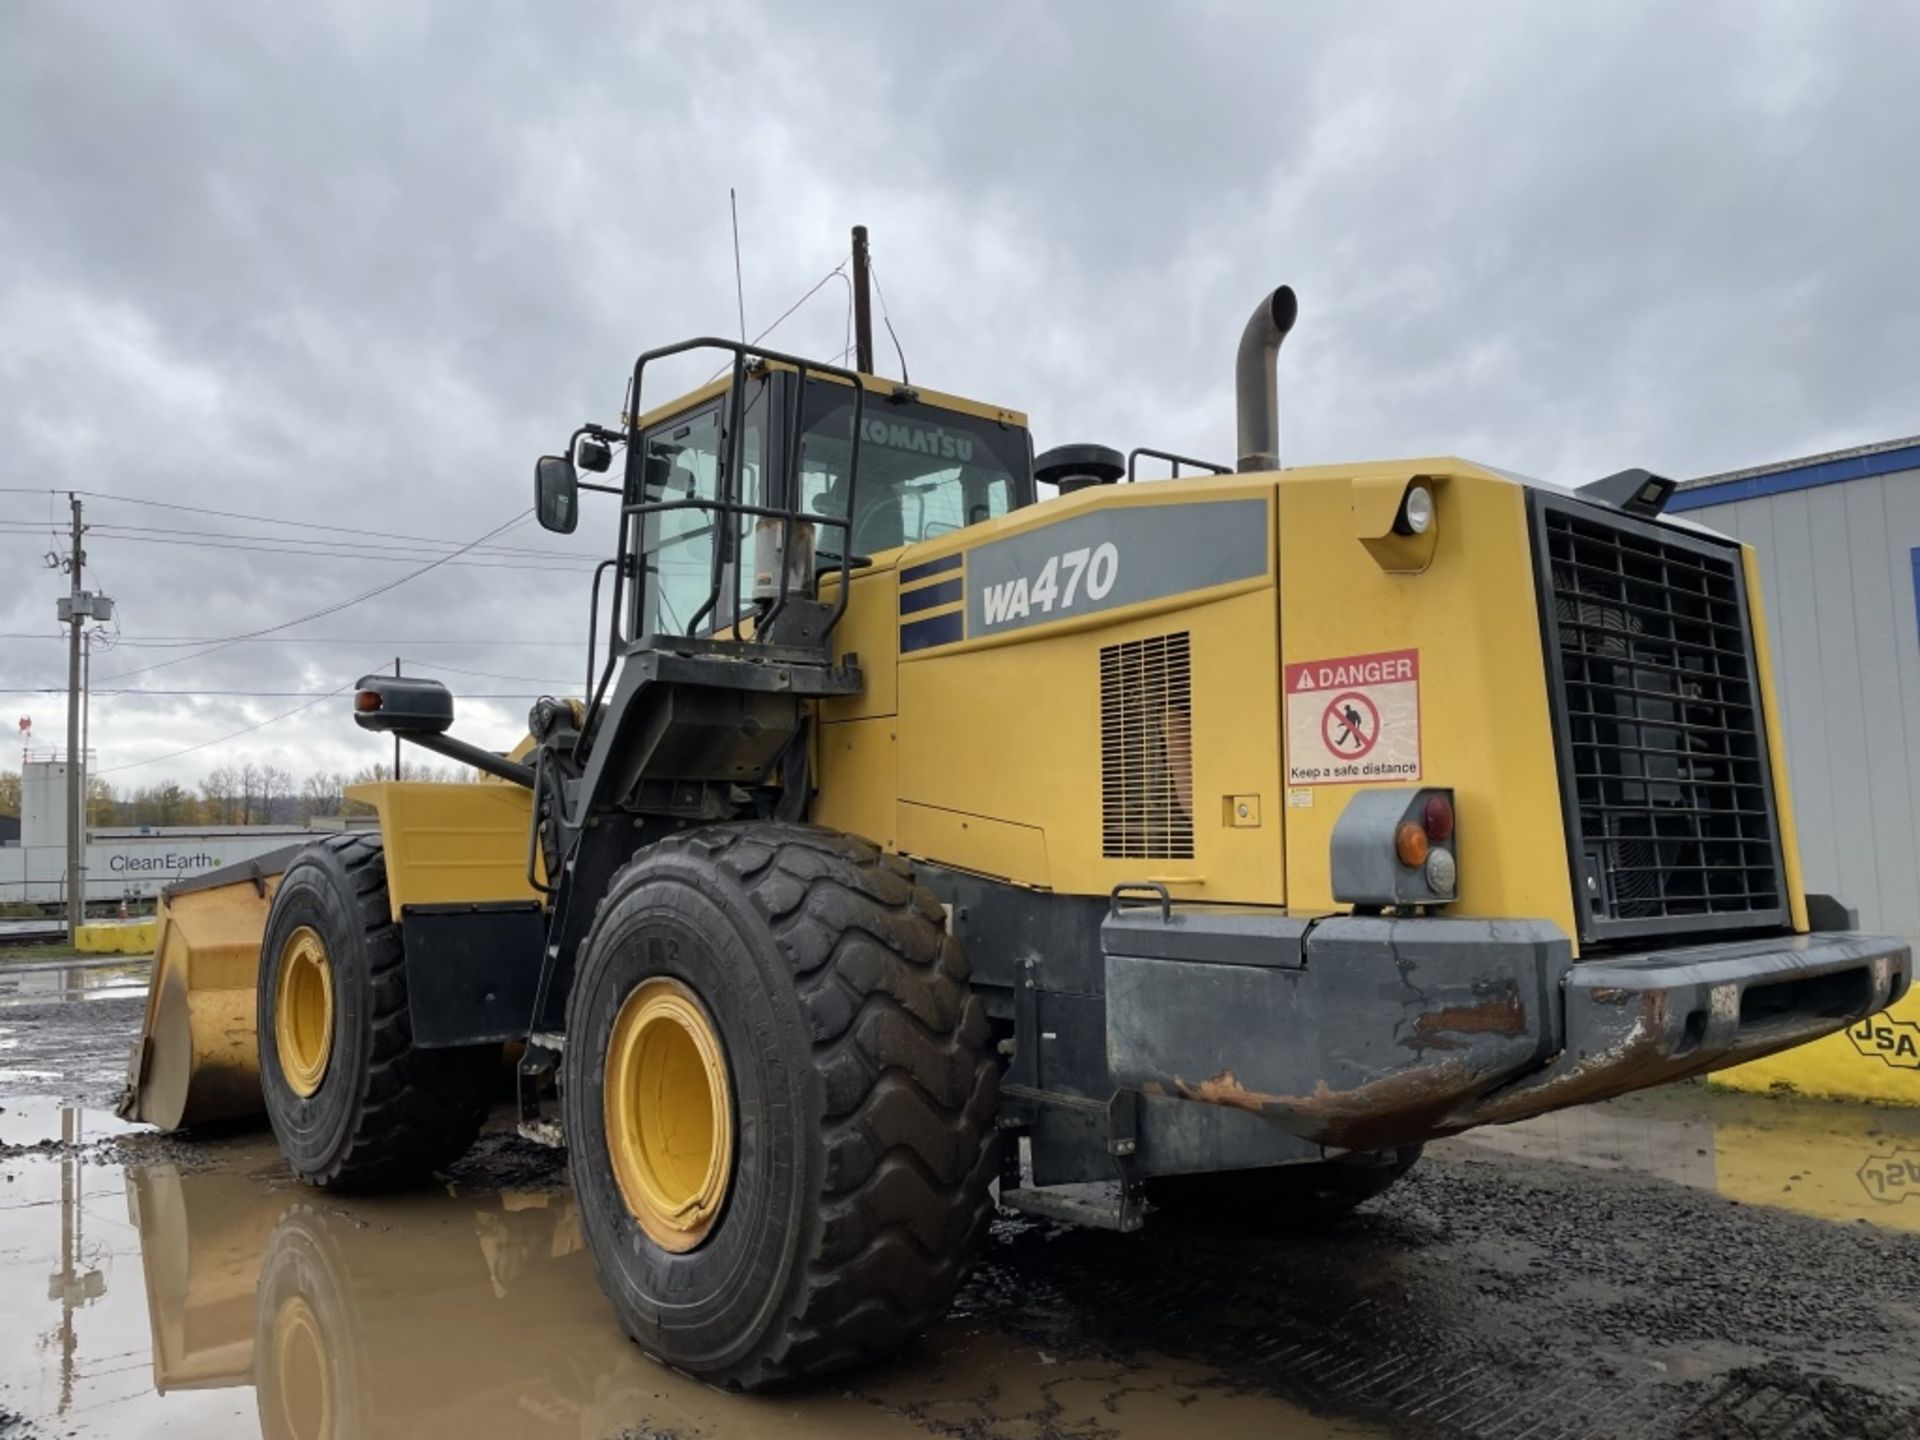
[795,384,1022,559]
[633,386,766,636]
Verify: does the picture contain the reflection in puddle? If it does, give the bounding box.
[1454,1080,1920,1231]
[0,960,150,1006]
[0,1100,1365,1439]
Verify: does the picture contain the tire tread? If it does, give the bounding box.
[585,822,997,1389]
[288,833,493,1189]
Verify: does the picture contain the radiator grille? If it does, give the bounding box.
[1536,497,1785,940]
[1101,632,1195,861]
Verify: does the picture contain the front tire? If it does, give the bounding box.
[258,834,495,1188]
[563,823,998,1390]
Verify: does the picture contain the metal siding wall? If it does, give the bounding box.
[1687,468,1920,935]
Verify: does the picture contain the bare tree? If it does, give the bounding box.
[300,771,347,821]
[238,762,265,824]
[130,780,198,826]
[201,765,239,825]
[260,765,295,823]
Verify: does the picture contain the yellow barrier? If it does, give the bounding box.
[1710,986,1920,1106]
[73,918,159,955]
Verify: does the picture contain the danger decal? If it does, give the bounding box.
[1285,648,1420,786]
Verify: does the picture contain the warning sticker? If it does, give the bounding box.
[1284,648,1420,786]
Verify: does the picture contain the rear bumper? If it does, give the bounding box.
[1104,909,1911,1151]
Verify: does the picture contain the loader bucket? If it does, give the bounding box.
[119,846,306,1131]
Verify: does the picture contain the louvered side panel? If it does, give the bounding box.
[1100,632,1195,861]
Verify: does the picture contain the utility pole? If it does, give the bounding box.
[52,495,112,937]
[63,495,84,937]
[851,224,874,375]
[394,657,403,781]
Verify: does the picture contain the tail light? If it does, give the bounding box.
[1330,787,1458,909]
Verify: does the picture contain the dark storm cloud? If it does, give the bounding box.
[2,1,1915,783]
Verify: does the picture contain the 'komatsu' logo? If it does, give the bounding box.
[860,417,972,462]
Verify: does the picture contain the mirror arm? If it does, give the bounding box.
[402,731,536,787]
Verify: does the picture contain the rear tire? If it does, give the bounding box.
[259,834,495,1188]
[1149,1146,1423,1226]
[563,823,998,1390]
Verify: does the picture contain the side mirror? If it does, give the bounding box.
[535,455,579,534]
[353,675,454,734]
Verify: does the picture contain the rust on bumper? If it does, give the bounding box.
[1105,911,1912,1151]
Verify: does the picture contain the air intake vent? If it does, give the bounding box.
[1531,492,1787,943]
[1101,632,1195,861]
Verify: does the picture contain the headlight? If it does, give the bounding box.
[1396,483,1435,536]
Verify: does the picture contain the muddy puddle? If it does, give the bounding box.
[0,1097,1369,1440]
[1451,1078,1920,1231]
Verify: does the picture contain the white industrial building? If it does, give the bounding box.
[1672,435,1920,938]
[0,758,312,906]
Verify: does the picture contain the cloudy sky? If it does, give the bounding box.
[3,1,1916,793]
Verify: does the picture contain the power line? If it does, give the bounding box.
[0,633,589,648]
[94,683,357,775]
[9,488,590,560]
[96,509,536,683]
[0,515,597,564]
[1,687,559,698]
[0,524,598,574]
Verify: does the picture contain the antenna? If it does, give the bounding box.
[870,258,910,385]
[730,188,747,343]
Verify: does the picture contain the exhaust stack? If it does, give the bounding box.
[1234,285,1299,473]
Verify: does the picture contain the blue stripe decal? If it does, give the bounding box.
[1669,441,1920,512]
[899,577,963,615]
[900,610,965,653]
[900,553,963,585]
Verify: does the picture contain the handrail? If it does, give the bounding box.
[572,338,871,766]
[1126,446,1231,484]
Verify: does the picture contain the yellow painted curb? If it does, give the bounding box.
[74,919,158,955]
[1709,987,1920,1106]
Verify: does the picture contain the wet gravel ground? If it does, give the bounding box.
[0,995,147,1109]
[969,1152,1920,1440]
[5,989,1918,1439]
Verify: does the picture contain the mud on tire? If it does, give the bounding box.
[563,823,999,1390]
[258,834,495,1188]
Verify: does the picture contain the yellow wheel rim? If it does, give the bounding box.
[603,977,734,1253]
[274,926,335,1099]
[271,1294,332,1440]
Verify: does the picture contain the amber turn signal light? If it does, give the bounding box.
[1394,821,1429,868]
[354,690,383,713]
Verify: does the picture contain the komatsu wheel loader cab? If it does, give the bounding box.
[123,284,1911,1393]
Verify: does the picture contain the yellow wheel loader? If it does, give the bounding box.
[124,266,1910,1390]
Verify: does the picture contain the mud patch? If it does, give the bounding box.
[1676,1361,1918,1440]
